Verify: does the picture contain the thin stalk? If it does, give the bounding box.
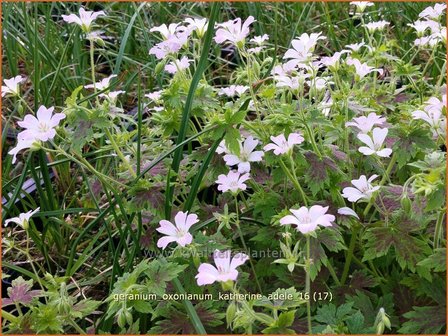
[305,235,312,335]
[103,128,136,178]
[234,196,263,294]
[278,158,308,206]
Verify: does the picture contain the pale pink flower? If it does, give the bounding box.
[216,140,229,155]
[364,20,390,32]
[408,20,435,36]
[2,75,26,97]
[149,38,183,59]
[412,97,446,135]
[320,51,348,69]
[156,211,199,249]
[196,250,249,286]
[250,34,269,45]
[342,175,380,202]
[350,1,374,13]
[216,171,250,194]
[17,106,66,142]
[84,74,116,90]
[345,41,366,53]
[337,207,360,219]
[145,90,163,101]
[5,208,40,230]
[61,8,105,32]
[346,112,386,133]
[283,32,326,66]
[280,205,335,234]
[185,17,208,37]
[8,140,37,164]
[247,46,264,53]
[357,127,392,157]
[346,58,383,79]
[164,56,192,74]
[263,133,304,156]
[150,23,186,40]
[271,63,297,77]
[214,16,255,46]
[306,76,333,91]
[223,136,264,173]
[101,90,125,102]
[218,85,249,97]
[419,3,446,20]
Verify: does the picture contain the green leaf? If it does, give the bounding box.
[224,127,242,156]
[144,260,187,296]
[398,306,446,334]
[345,311,366,334]
[277,310,296,327]
[417,248,446,273]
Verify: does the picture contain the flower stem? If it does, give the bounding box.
[434,210,445,250]
[278,158,308,206]
[305,235,312,335]
[340,225,359,286]
[103,128,136,178]
[234,196,262,294]
[363,153,397,218]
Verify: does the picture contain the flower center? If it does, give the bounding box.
[299,216,312,224]
[38,122,50,133]
[229,181,239,188]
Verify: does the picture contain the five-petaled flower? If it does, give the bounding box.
[283,32,326,67]
[5,208,40,230]
[342,175,380,202]
[346,112,386,134]
[357,127,392,157]
[218,85,249,97]
[264,133,304,156]
[222,136,264,173]
[2,75,26,97]
[164,56,192,74]
[346,58,383,79]
[156,211,199,249]
[214,16,255,47]
[196,249,249,285]
[216,171,250,194]
[62,7,106,32]
[280,205,335,234]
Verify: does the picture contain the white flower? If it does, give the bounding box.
[156,211,199,249]
[357,127,392,157]
[320,51,348,69]
[364,20,390,32]
[222,136,264,173]
[216,140,229,155]
[280,205,335,234]
[306,76,333,91]
[84,74,116,90]
[196,250,249,285]
[145,90,163,101]
[61,8,105,32]
[346,58,383,79]
[218,85,249,97]
[164,56,192,74]
[345,41,366,53]
[247,46,264,53]
[5,208,40,230]
[408,20,435,36]
[350,1,374,13]
[271,63,297,77]
[412,95,446,136]
[283,32,326,66]
[185,17,208,38]
[320,91,333,117]
[263,133,304,156]
[419,3,446,20]
[149,35,186,59]
[346,112,386,133]
[214,16,255,46]
[8,140,39,164]
[342,175,380,202]
[250,34,269,45]
[150,23,187,40]
[216,171,250,194]
[2,75,26,97]
[17,106,66,142]
[337,207,360,219]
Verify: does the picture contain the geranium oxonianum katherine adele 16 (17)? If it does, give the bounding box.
[156,211,199,249]
[1,75,26,97]
[216,171,250,194]
[280,205,335,234]
[4,208,40,231]
[263,133,305,156]
[196,249,249,286]
[357,127,392,157]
